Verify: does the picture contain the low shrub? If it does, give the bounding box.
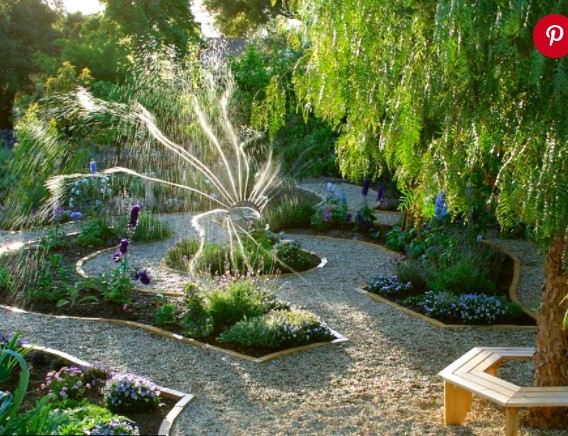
[367,275,412,296]
[206,279,271,326]
[270,309,334,347]
[219,309,334,348]
[425,260,497,295]
[104,373,161,412]
[182,288,215,338]
[274,239,315,271]
[262,196,315,231]
[155,303,176,326]
[394,259,428,289]
[76,218,118,247]
[218,315,277,348]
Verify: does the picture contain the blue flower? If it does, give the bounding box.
[70,211,83,220]
[90,160,97,174]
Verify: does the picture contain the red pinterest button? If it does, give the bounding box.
[534,14,568,58]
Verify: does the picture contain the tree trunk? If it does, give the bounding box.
[0,88,16,129]
[527,236,568,428]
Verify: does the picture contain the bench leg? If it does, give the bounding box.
[444,381,472,425]
[504,408,519,436]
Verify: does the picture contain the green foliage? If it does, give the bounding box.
[206,280,272,326]
[0,148,16,201]
[0,334,30,384]
[230,35,337,177]
[117,213,172,242]
[219,308,333,348]
[203,0,288,36]
[425,258,497,295]
[77,218,118,247]
[155,303,176,326]
[218,316,277,347]
[37,226,70,251]
[388,222,500,295]
[310,197,350,231]
[100,267,134,304]
[290,0,568,244]
[51,404,136,436]
[181,290,214,338]
[274,239,314,271]
[0,265,12,290]
[166,229,312,275]
[0,0,59,128]
[101,0,201,57]
[262,195,315,231]
[394,259,427,290]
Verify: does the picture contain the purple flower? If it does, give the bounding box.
[136,270,151,285]
[323,207,332,222]
[345,213,352,223]
[362,178,370,197]
[119,239,129,255]
[112,252,123,263]
[89,160,97,174]
[128,204,141,229]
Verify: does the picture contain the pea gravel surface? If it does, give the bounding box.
[1,182,563,435]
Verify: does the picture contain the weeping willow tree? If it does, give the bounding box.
[285,0,568,428]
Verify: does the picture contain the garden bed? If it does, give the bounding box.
[0,235,346,362]
[358,240,537,328]
[2,343,193,435]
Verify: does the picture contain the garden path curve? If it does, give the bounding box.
[0,182,552,434]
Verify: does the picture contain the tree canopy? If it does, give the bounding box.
[203,0,289,36]
[0,0,59,128]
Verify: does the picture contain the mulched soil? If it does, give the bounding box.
[4,351,177,435]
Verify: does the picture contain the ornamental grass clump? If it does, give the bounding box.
[42,366,88,400]
[104,373,161,412]
[367,274,412,296]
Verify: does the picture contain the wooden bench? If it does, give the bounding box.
[439,347,568,435]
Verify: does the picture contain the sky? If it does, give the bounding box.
[59,0,219,37]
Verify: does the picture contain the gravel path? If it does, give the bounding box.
[490,238,545,315]
[2,183,563,435]
[299,180,402,227]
